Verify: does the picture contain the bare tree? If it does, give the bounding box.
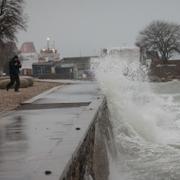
[136,20,180,63]
[0,0,27,43]
[0,0,27,73]
[0,0,6,16]
[0,41,18,73]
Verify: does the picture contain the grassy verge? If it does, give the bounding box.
[0,81,62,113]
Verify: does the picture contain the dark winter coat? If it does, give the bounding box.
[9,56,21,76]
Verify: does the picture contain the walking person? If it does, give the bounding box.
[6,55,22,92]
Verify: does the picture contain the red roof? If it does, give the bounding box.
[20,42,36,53]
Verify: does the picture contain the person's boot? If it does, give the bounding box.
[15,89,20,92]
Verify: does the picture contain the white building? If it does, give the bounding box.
[107,47,140,62]
[19,42,38,75]
[38,38,60,62]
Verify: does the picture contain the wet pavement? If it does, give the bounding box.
[0,82,102,180]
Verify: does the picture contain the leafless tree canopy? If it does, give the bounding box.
[0,0,27,72]
[0,0,27,43]
[136,20,180,63]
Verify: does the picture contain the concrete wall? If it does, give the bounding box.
[60,99,116,180]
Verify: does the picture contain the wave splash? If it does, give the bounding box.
[93,49,180,180]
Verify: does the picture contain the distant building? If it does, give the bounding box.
[32,61,55,77]
[20,42,36,53]
[19,42,38,75]
[38,37,60,62]
[140,48,180,81]
[108,47,140,62]
[32,56,96,80]
[32,37,62,77]
[32,37,96,79]
[39,48,60,62]
[100,48,108,56]
[60,56,93,79]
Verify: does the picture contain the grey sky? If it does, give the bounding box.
[17,0,180,57]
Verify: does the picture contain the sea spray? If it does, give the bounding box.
[94,54,165,143]
[92,49,180,180]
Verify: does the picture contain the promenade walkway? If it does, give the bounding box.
[0,81,103,180]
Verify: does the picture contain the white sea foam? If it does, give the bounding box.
[93,50,180,180]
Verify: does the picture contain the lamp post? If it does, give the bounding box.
[47,37,50,50]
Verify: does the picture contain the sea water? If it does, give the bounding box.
[93,50,180,180]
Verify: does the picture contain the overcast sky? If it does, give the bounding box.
[17,0,180,57]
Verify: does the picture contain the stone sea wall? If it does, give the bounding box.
[60,98,115,180]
